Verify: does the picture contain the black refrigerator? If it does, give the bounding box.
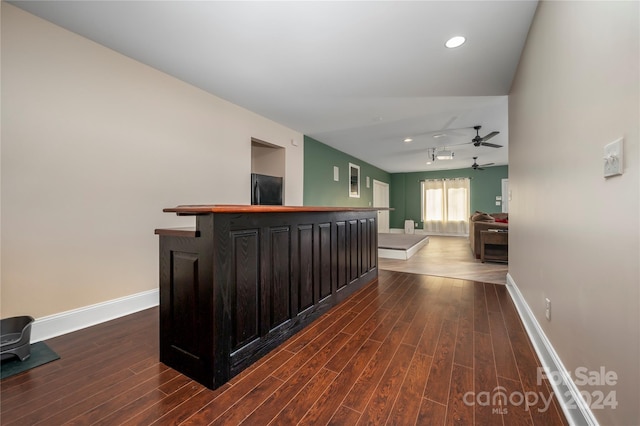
[251,173,283,205]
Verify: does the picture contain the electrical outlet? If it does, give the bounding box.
[545,298,551,321]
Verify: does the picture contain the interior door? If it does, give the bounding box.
[373,180,390,233]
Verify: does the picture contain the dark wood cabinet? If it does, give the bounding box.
[155,206,378,390]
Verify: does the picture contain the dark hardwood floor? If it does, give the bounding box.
[0,270,567,425]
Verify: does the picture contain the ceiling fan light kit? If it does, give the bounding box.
[436,150,454,160]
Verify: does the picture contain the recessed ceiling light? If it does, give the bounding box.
[404,138,413,143]
[445,36,466,49]
[432,133,446,139]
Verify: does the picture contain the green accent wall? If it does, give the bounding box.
[303,136,391,207]
[389,166,508,229]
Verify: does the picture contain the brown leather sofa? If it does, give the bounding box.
[469,212,508,259]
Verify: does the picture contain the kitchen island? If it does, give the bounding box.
[155,205,379,389]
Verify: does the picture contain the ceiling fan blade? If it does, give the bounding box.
[440,115,458,130]
[481,131,499,142]
[480,142,503,148]
[447,140,474,147]
[441,130,467,138]
[480,163,495,167]
[476,167,484,171]
[420,126,473,138]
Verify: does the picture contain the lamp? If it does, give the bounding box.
[436,150,454,160]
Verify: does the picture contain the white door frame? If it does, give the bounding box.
[501,178,509,213]
[373,180,390,233]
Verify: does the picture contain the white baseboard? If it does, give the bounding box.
[388,228,468,238]
[425,232,469,237]
[506,273,599,426]
[388,228,428,235]
[31,289,159,343]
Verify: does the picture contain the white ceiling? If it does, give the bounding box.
[11,1,539,173]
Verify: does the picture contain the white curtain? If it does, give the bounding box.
[421,178,470,235]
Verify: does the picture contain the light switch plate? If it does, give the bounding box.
[604,138,623,178]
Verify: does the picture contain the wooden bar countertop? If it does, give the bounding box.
[156,204,390,237]
[162,204,386,215]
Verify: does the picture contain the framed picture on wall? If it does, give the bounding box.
[349,163,360,198]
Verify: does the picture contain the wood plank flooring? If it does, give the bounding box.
[0,270,567,425]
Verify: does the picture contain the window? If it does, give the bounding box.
[421,178,470,235]
[424,187,443,221]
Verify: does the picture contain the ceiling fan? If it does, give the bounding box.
[471,125,502,148]
[420,125,503,149]
[471,156,494,170]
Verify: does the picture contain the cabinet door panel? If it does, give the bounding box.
[336,221,347,289]
[298,224,314,311]
[269,226,291,330]
[170,251,200,358]
[319,223,332,300]
[369,217,377,270]
[359,219,369,275]
[232,230,259,351]
[348,220,359,282]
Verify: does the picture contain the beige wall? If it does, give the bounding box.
[1,4,303,319]
[251,141,286,177]
[509,1,639,424]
